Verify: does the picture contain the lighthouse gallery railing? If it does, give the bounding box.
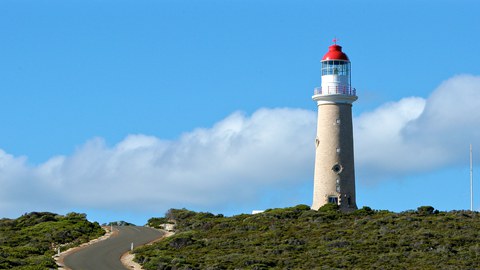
[314,86,356,96]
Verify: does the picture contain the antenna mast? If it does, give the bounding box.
[470,144,473,211]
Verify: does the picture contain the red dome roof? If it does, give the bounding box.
[322,44,349,61]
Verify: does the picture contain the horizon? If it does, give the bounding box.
[1,1,480,225]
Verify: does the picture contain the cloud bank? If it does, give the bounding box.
[0,108,316,217]
[1,75,480,218]
[355,74,480,180]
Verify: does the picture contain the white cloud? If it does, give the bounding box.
[2,75,480,219]
[355,74,480,181]
[355,96,426,175]
[405,75,480,162]
[0,108,316,218]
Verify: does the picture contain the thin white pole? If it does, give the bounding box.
[470,144,473,211]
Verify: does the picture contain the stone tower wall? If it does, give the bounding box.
[312,102,357,211]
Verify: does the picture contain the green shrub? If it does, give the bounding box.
[417,206,435,215]
[318,203,339,212]
[0,212,104,269]
[353,206,374,216]
[147,217,169,228]
[136,206,480,269]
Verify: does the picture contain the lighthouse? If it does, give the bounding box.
[311,41,358,211]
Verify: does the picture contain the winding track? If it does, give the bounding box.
[64,226,164,270]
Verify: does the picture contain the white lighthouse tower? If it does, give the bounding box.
[311,41,358,211]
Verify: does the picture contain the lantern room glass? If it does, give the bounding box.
[321,60,350,76]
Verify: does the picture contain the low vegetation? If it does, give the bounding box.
[146,217,171,228]
[105,220,136,226]
[0,212,104,269]
[135,205,480,269]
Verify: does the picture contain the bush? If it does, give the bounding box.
[353,206,374,216]
[0,212,104,269]
[417,206,435,215]
[318,203,339,213]
[136,205,480,269]
[147,217,169,228]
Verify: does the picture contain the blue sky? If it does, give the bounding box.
[1,1,480,225]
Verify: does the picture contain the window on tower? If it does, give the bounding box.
[321,60,350,76]
[332,164,343,174]
[328,196,339,205]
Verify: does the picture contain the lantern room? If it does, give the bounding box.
[321,60,350,76]
[315,43,355,97]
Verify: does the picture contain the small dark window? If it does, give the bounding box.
[332,164,343,174]
[328,196,339,205]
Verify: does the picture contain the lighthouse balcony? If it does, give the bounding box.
[314,86,357,96]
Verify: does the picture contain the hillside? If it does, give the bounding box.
[0,212,104,269]
[135,205,480,269]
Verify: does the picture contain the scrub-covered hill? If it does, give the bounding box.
[0,212,104,269]
[136,205,480,269]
